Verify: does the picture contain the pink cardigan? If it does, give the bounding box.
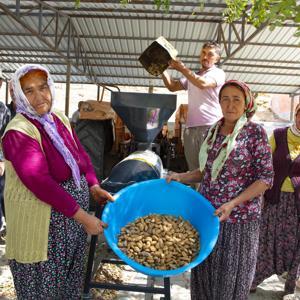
[3,114,99,217]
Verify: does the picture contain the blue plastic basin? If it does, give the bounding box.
[102,178,219,277]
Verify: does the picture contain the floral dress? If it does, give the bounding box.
[191,121,273,300]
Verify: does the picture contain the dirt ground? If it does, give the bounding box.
[1,240,299,300]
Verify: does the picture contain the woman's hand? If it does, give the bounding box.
[90,184,114,205]
[82,214,107,235]
[73,207,107,235]
[0,161,5,176]
[166,169,202,184]
[214,201,235,222]
[166,171,182,183]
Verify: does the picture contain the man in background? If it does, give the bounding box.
[162,41,225,173]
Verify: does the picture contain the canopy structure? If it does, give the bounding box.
[0,0,299,96]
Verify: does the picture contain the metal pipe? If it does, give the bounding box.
[97,84,100,101]
[65,63,71,117]
[5,80,9,105]
[290,95,295,121]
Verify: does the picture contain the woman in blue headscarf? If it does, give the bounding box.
[167,80,274,300]
[2,64,113,299]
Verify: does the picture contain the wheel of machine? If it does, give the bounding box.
[75,119,106,181]
[76,119,110,211]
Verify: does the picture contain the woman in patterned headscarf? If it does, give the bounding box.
[167,80,274,300]
[252,103,300,297]
[2,64,113,299]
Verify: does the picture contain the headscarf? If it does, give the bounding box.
[199,80,256,181]
[290,103,300,137]
[11,64,81,189]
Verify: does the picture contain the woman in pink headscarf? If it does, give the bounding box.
[252,103,300,297]
[3,64,113,299]
[167,80,274,300]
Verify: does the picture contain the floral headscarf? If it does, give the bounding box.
[290,103,300,136]
[11,64,81,189]
[199,80,256,181]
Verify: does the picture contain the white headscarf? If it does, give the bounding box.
[11,64,81,189]
[12,64,56,115]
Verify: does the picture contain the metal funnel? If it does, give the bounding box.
[111,92,177,144]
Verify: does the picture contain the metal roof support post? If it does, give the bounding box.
[100,86,105,101]
[219,23,229,57]
[241,16,245,42]
[290,94,295,121]
[228,24,232,55]
[97,85,106,101]
[15,0,20,16]
[97,84,100,101]
[216,22,222,44]
[290,95,295,122]
[148,86,154,93]
[5,80,9,105]
[65,63,71,117]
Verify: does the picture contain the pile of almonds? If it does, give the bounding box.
[117,214,200,270]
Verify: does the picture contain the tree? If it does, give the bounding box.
[224,0,300,37]
[74,0,300,36]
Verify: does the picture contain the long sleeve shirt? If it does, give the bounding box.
[200,122,273,223]
[2,113,99,217]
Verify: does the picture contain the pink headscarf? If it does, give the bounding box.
[218,80,257,119]
[200,80,256,180]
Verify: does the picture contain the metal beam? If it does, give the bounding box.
[1,68,297,87]
[290,95,295,121]
[0,0,103,86]
[1,50,299,66]
[5,80,9,105]
[35,1,228,8]
[1,58,298,73]
[50,81,297,94]
[65,63,71,116]
[220,22,269,66]
[0,73,288,94]
[1,9,223,18]
[0,32,212,43]
[4,2,298,30]
[1,32,298,49]
[292,87,300,95]
[0,11,223,23]
[223,63,300,71]
[3,70,299,88]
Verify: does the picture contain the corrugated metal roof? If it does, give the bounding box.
[0,0,299,94]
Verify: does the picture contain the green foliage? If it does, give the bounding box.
[120,0,129,6]
[153,0,170,11]
[74,0,299,36]
[224,0,300,37]
[74,0,80,9]
[223,0,248,23]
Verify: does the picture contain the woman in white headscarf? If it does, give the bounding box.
[167,80,274,300]
[252,103,300,297]
[2,64,113,299]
